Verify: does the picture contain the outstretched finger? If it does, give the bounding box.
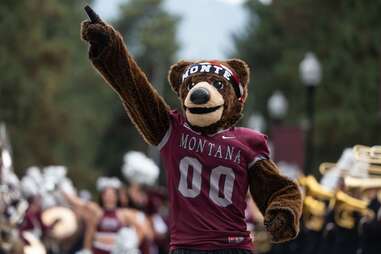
[84,5,102,24]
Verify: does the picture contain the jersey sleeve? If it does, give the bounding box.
[156,110,183,150]
[243,129,270,168]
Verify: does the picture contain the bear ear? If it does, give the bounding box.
[226,59,250,88]
[168,60,193,94]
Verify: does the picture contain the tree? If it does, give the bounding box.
[0,0,115,188]
[233,0,381,172]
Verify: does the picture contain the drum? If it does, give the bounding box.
[41,206,78,240]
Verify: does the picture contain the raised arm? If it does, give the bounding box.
[63,191,101,221]
[248,159,302,243]
[81,6,170,145]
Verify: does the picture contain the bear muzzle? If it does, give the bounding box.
[184,82,224,127]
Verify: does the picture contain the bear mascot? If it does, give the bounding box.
[81,6,302,254]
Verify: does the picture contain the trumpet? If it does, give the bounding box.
[332,191,374,229]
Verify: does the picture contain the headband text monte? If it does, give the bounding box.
[182,62,244,99]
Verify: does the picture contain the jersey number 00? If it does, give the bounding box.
[178,156,236,207]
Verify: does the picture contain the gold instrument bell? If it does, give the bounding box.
[353,145,381,175]
[315,145,381,230]
[303,196,326,231]
[332,191,374,229]
[299,176,334,231]
[299,175,334,200]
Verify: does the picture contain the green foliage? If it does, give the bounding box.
[0,0,113,188]
[0,0,179,185]
[234,0,381,171]
[118,0,180,104]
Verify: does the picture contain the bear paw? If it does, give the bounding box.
[81,21,110,45]
[264,208,297,243]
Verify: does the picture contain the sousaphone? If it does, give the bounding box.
[354,145,381,172]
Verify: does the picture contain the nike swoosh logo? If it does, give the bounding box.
[222,136,235,139]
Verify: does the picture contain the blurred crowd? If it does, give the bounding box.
[1,121,381,254]
[0,146,170,254]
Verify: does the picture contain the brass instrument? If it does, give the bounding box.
[332,191,374,229]
[303,196,326,231]
[299,175,334,200]
[344,176,381,192]
[319,162,336,175]
[354,145,381,168]
[319,146,381,178]
[299,176,334,231]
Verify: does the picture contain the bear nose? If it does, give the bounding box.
[190,88,210,105]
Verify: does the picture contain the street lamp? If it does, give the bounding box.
[299,52,321,174]
[267,90,288,121]
[247,113,266,133]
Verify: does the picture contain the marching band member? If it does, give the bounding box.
[360,190,381,254]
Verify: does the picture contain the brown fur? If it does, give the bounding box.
[249,159,302,243]
[169,60,249,134]
[81,21,170,145]
[82,19,302,244]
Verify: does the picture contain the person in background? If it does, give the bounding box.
[18,195,56,244]
[117,186,129,209]
[359,190,381,254]
[144,187,169,254]
[63,177,153,254]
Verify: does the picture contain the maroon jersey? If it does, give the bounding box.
[158,110,270,251]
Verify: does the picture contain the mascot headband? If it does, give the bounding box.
[182,62,244,100]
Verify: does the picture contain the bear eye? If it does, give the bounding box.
[187,82,195,91]
[213,80,224,90]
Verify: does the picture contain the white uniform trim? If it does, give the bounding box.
[156,123,172,150]
[248,155,267,168]
[95,232,118,238]
[93,240,115,251]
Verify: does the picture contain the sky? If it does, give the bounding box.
[94,0,249,60]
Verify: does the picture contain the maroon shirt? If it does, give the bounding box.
[158,110,269,251]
